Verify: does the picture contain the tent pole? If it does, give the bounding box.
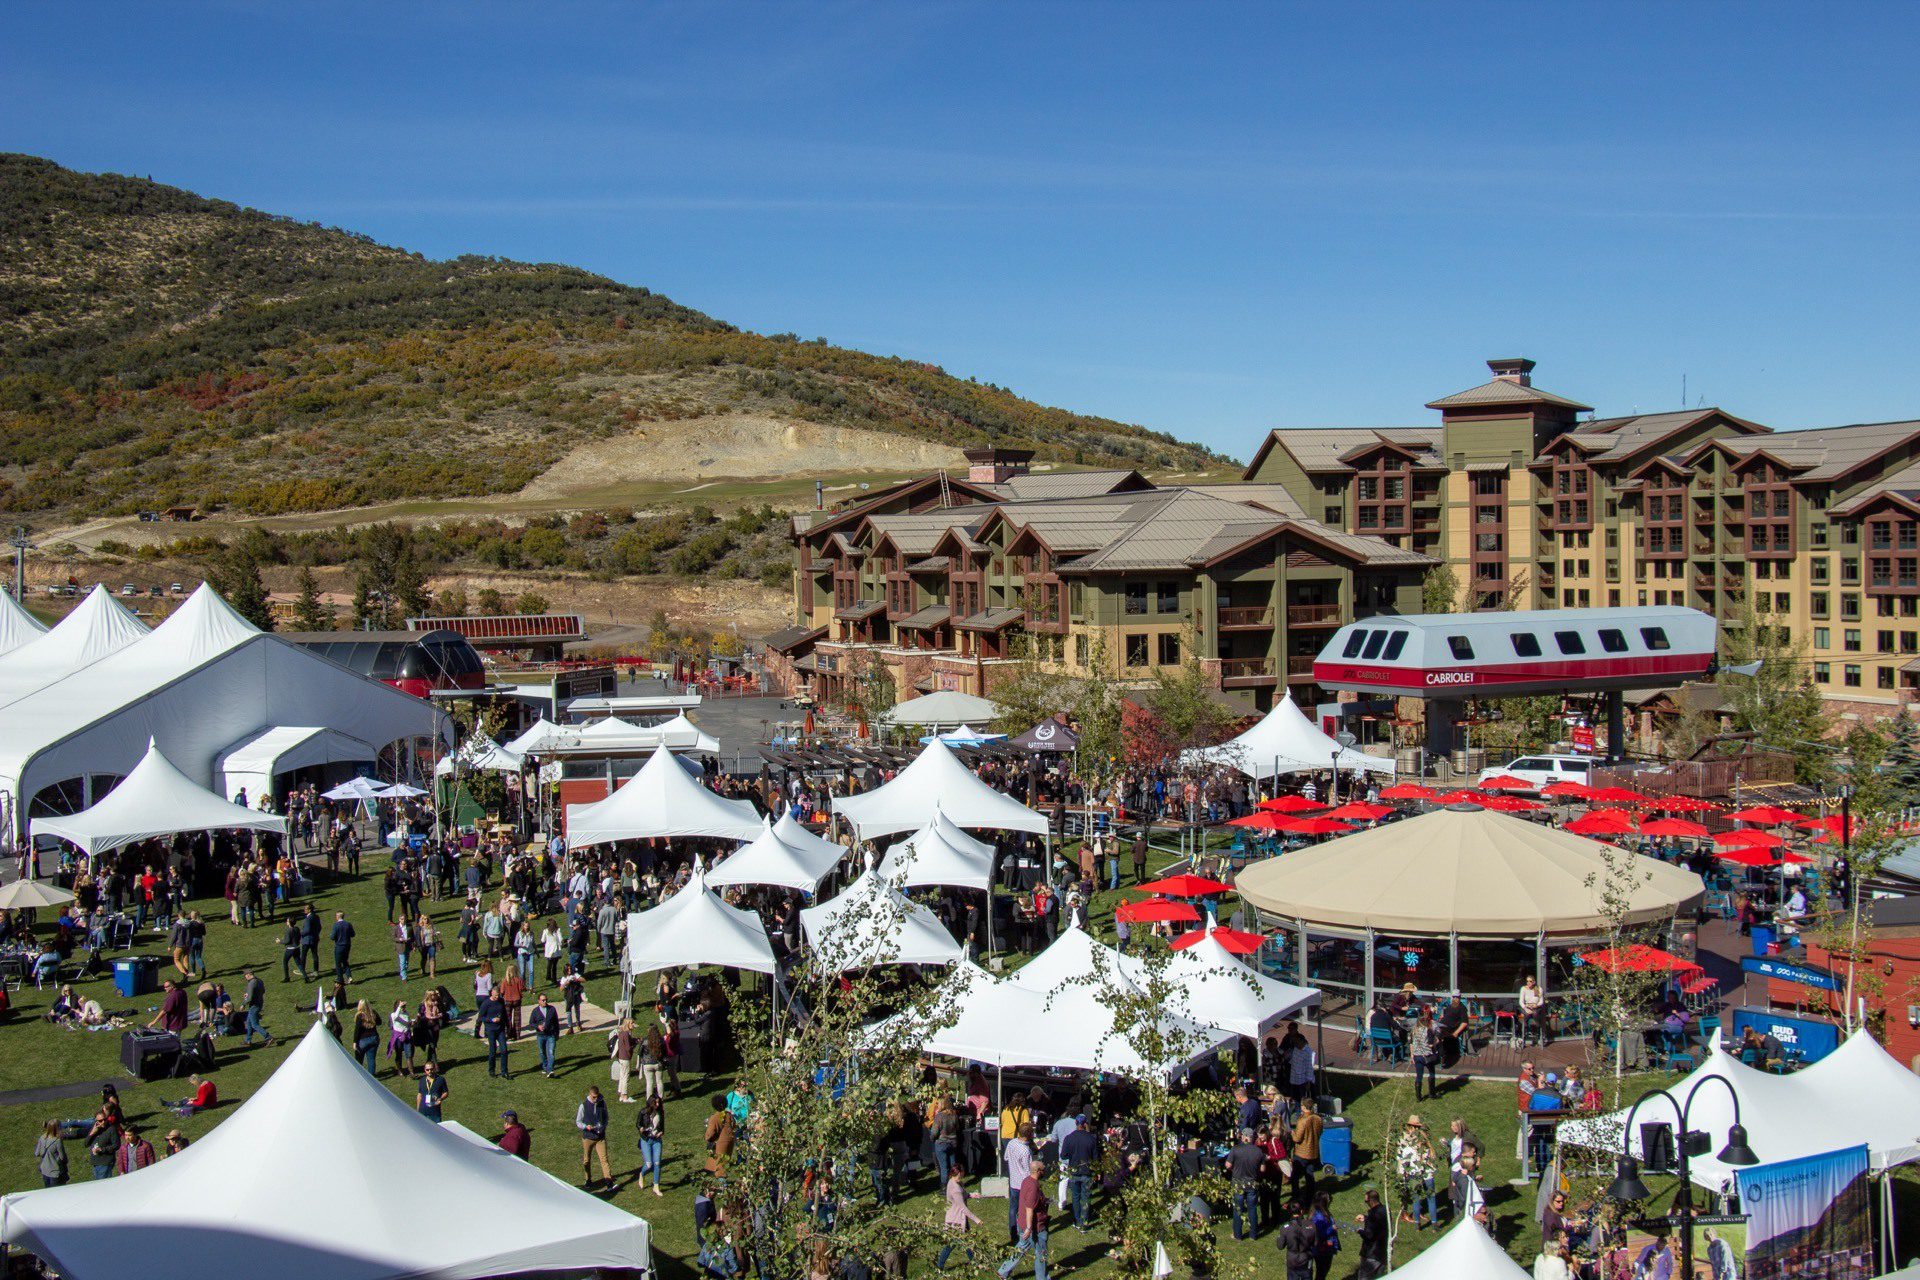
[995,1065,1005,1176]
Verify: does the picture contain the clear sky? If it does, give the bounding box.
[6,2,1919,459]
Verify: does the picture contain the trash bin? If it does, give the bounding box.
[1751,926,1775,957]
[1319,1117,1353,1176]
[112,955,159,999]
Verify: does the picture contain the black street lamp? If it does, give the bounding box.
[1608,1076,1760,1280]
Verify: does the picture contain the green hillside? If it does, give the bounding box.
[0,153,1225,521]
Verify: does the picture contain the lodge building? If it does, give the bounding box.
[770,358,1920,722]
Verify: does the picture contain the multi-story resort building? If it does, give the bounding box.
[769,358,1920,723]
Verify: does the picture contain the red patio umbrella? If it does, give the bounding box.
[1727,805,1803,826]
[1641,795,1719,814]
[1716,846,1814,868]
[1170,926,1267,955]
[1379,783,1438,801]
[1542,781,1601,801]
[1321,801,1393,822]
[1638,817,1711,839]
[1480,794,1545,813]
[1478,774,1535,792]
[1566,811,1637,837]
[1590,786,1651,805]
[1798,814,1856,836]
[1136,874,1234,898]
[1433,789,1485,805]
[1227,812,1291,831]
[1116,899,1201,924]
[1714,829,1786,851]
[1258,795,1326,814]
[1286,817,1357,837]
[1575,943,1703,977]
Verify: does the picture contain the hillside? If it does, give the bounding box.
[0,153,1226,522]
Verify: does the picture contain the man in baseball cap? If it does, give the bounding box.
[497,1109,531,1159]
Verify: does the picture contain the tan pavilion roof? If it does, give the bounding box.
[1234,807,1701,936]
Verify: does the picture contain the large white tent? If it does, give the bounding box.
[1168,929,1320,1041]
[0,585,445,837]
[1388,1217,1530,1279]
[31,739,288,856]
[878,809,996,891]
[520,713,721,757]
[705,816,845,893]
[1558,1028,1920,1189]
[774,808,849,862]
[567,746,763,847]
[1184,692,1395,780]
[1004,926,1230,1062]
[503,717,564,756]
[801,862,963,972]
[878,689,1001,730]
[434,735,525,776]
[0,1022,650,1280]
[832,740,1047,840]
[216,726,378,800]
[0,585,149,709]
[0,590,47,657]
[625,859,776,976]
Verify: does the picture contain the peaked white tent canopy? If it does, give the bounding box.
[832,740,1047,840]
[0,1022,650,1280]
[1389,1217,1529,1279]
[0,591,46,657]
[918,725,1007,747]
[0,585,149,710]
[878,809,996,891]
[567,746,762,847]
[434,736,525,776]
[801,862,963,972]
[1558,1028,1920,1189]
[30,740,288,856]
[878,689,1002,730]
[1167,930,1320,1041]
[705,816,845,893]
[625,859,776,975]
[774,808,849,862]
[1004,925,1231,1063]
[503,717,563,755]
[526,714,721,757]
[1184,692,1395,779]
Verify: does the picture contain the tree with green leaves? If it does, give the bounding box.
[1719,596,1830,785]
[1574,841,1668,1095]
[292,564,333,631]
[990,632,1071,737]
[1420,564,1461,616]
[839,647,898,735]
[1073,632,1126,781]
[513,591,549,615]
[1886,711,1920,808]
[1813,722,1907,1038]
[210,532,273,630]
[1133,629,1236,761]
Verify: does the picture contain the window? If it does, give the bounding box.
[1156,581,1179,613]
[1598,628,1628,653]
[1382,632,1409,661]
[1845,628,1862,652]
[1879,630,1897,653]
[1842,558,1861,583]
[1125,634,1148,667]
[1640,627,1671,651]
[1812,524,1830,549]
[1811,592,1830,618]
[1775,592,1791,612]
[1323,506,1342,525]
[1157,633,1180,665]
[1357,630,1386,660]
[1813,627,1830,649]
[1511,632,1542,657]
[1845,664,1863,687]
[1843,595,1861,620]
[1554,631,1586,655]
[1341,630,1368,659]
[1903,632,1918,655]
[1357,477,1378,501]
[1814,662,1831,684]
[1446,635,1474,660]
[1881,667,1898,690]
[1124,583,1147,615]
[1812,559,1830,584]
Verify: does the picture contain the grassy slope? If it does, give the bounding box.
[0,154,1225,523]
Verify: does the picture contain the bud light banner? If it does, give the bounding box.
[1735,1144,1872,1280]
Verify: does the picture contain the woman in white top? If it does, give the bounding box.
[1518,975,1548,1046]
[541,920,565,986]
[388,1000,415,1076]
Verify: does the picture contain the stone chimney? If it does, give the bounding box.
[963,447,1035,485]
[1486,357,1536,386]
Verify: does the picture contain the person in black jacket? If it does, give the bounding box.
[299,905,321,976]
[1354,1190,1388,1280]
[1280,1202,1313,1280]
[282,919,307,983]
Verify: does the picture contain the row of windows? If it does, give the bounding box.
[1122,582,1182,615]
[1338,625,1673,664]
[1121,633,1182,667]
[1812,662,1900,690]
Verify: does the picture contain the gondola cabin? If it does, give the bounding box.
[1312,607,1717,699]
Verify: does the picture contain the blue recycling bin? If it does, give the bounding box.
[1751,926,1775,957]
[1318,1117,1353,1176]
[112,956,158,999]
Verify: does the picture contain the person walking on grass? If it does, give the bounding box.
[241,969,272,1047]
[530,992,561,1076]
[996,1155,1050,1280]
[331,911,355,985]
[636,1093,666,1197]
[35,1121,68,1187]
[577,1085,612,1190]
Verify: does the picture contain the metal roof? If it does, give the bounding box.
[953,607,1023,632]
[896,606,952,630]
[988,469,1148,500]
[1252,426,1444,473]
[1424,379,1593,412]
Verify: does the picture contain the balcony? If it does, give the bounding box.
[1286,654,1318,679]
[1693,573,1715,592]
[1216,605,1274,630]
[1219,657,1277,687]
[1286,602,1342,628]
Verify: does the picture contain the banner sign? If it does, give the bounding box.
[1741,955,1842,992]
[1736,1144,1872,1280]
[1730,1008,1841,1064]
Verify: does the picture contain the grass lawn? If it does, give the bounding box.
[0,848,1726,1278]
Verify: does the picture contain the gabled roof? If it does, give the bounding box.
[1242,426,1443,478]
[988,469,1151,500]
[1694,419,1920,483]
[1567,408,1768,463]
[795,472,1004,543]
[1425,378,1592,412]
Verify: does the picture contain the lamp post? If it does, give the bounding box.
[1608,1075,1760,1280]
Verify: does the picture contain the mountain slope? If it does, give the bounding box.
[0,154,1225,520]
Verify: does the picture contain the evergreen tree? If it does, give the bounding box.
[1721,595,1830,784]
[292,565,333,631]
[1887,711,1920,806]
[211,536,273,630]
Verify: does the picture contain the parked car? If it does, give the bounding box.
[119,583,138,596]
[169,582,185,595]
[1478,754,1593,791]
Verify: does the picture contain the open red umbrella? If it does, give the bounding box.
[1638,817,1710,839]
[1575,943,1703,977]
[1716,846,1814,868]
[1170,926,1267,955]
[1480,794,1545,813]
[1322,801,1393,822]
[1728,805,1803,826]
[1379,783,1437,801]
[1798,814,1855,836]
[1642,795,1719,814]
[1287,817,1357,837]
[1137,874,1234,898]
[1478,774,1535,792]
[1715,829,1786,851]
[1433,789,1485,805]
[1258,795,1326,814]
[1567,811,1637,837]
[1590,786,1651,805]
[1542,781,1600,801]
[1227,812,1290,831]
[1116,899,1201,925]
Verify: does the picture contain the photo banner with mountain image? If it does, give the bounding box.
[1735,1144,1872,1280]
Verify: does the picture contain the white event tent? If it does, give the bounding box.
[1167,928,1321,1042]
[774,808,848,862]
[0,1022,650,1280]
[503,717,563,756]
[801,862,963,972]
[1005,926,1230,1063]
[0,590,47,657]
[567,746,762,847]
[878,689,1001,730]
[0,585,444,836]
[324,776,388,802]
[878,809,996,891]
[706,816,845,894]
[625,859,776,976]
[1388,1217,1530,1279]
[434,735,525,776]
[1184,692,1395,780]
[217,727,379,801]
[31,739,289,857]
[1557,1028,1920,1190]
[832,740,1048,841]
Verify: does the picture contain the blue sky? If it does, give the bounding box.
[7,2,1919,459]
